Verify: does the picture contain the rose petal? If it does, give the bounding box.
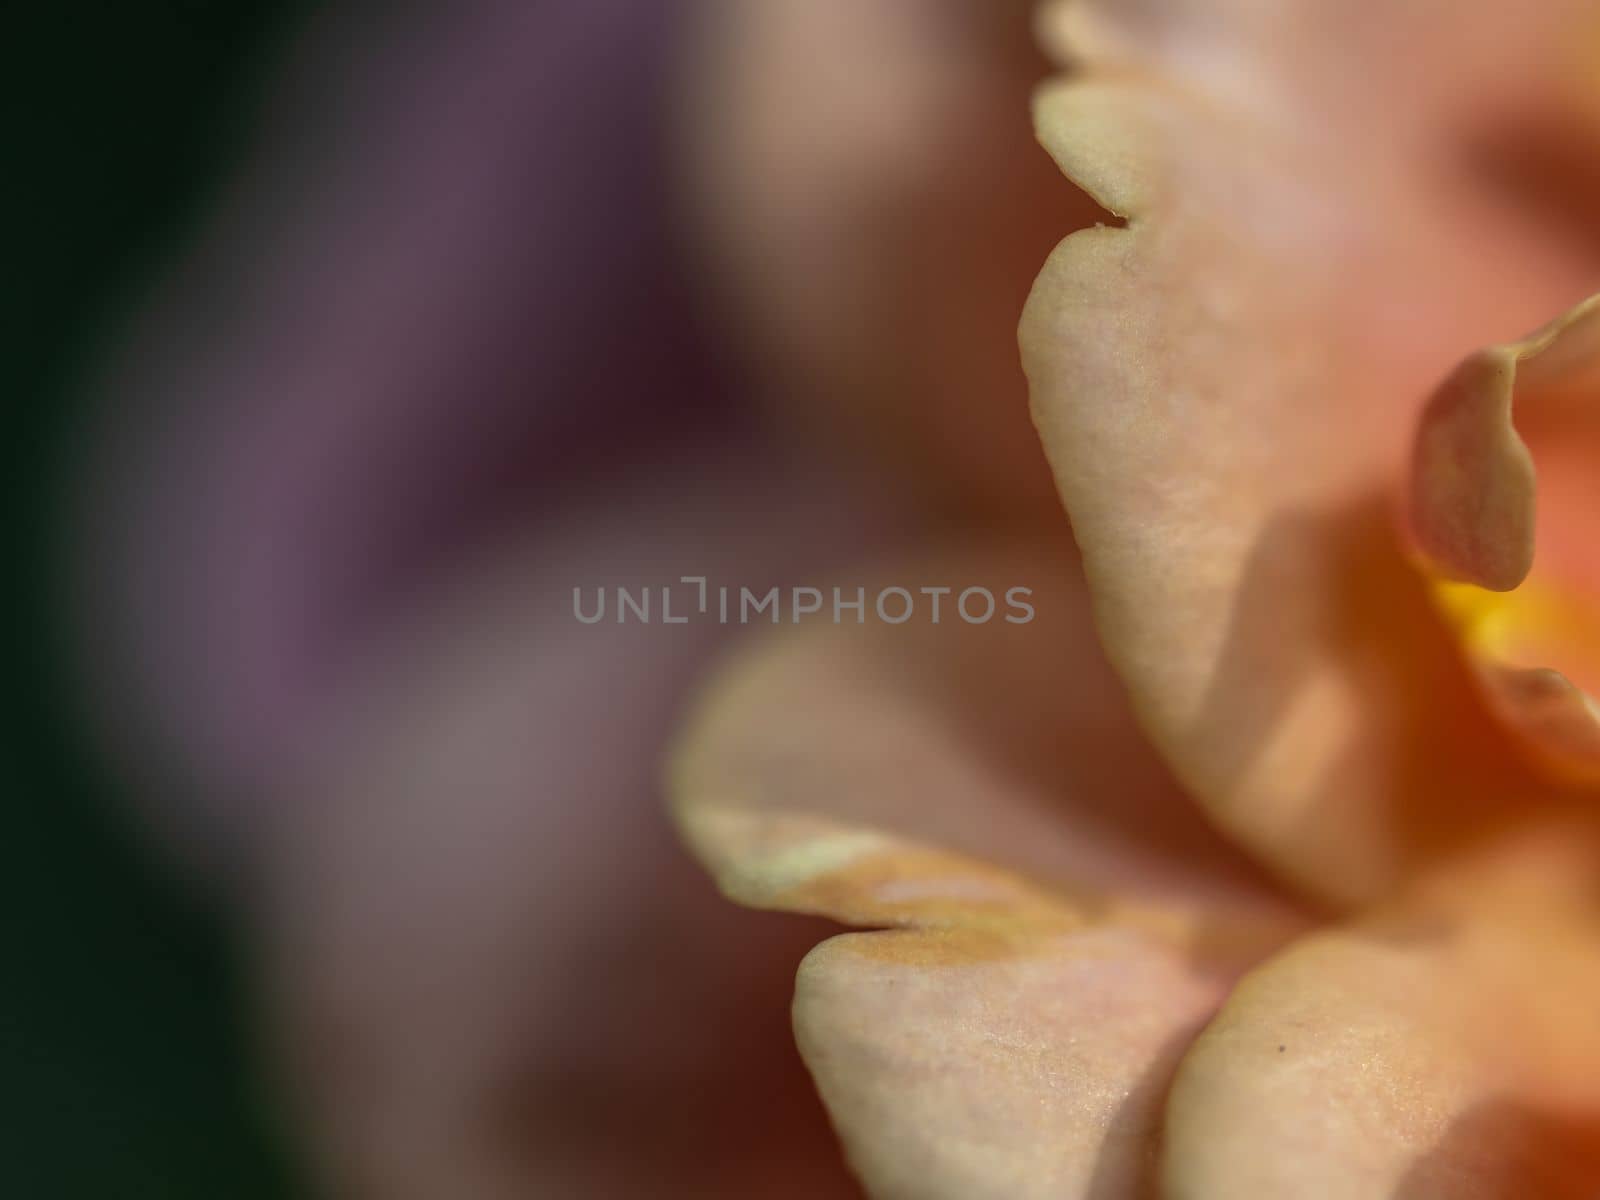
[795,924,1233,1200]
[266,448,878,1199]
[1019,75,1588,903]
[1164,876,1600,1198]
[669,538,1302,1197]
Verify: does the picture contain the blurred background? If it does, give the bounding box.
[12,5,312,1195]
[11,1,1081,1195]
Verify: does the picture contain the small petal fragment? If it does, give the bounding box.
[1411,294,1600,591]
[1410,295,1600,777]
[1410,351,1539,592]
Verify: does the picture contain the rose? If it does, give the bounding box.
[670,1,1600,1196]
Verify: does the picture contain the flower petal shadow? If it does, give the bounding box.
[1188,492,1563,899]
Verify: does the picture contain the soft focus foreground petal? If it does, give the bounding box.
[1410,294,1600,778]
[682,0,1104,520]
[671,537,1300,931]
[1036,0,1598,141]
[266,448,879,1199]
[1020,77,1592,904]
[670,538,1304,1198]
[1164,844,1600,1199]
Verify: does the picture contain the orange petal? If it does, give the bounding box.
[669,538,1303,1197]
[1164,876,1600,1198]
[1020,76,1588,904]
[1410,295,1600,779]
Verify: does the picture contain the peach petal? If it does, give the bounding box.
[669,539,1302,1197]
[795,924,1233,1200]
[1020,77,1577,904]
[1163,893,1600,1198]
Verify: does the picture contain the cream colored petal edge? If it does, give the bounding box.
[1021,75,1564,905]
[673,752,1277,1200]
[668,538,1300,934]
[666,540,1302,1198]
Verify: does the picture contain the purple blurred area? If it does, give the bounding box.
[70,0,1069,1194]
[81,0,761,870]
[73,1,888,1194]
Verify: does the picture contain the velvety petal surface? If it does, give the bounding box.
[670,539,1303,1198]
[1163,831,1600,1198]
[1020,69,1597,903]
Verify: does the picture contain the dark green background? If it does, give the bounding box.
[9,3,315,1194]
